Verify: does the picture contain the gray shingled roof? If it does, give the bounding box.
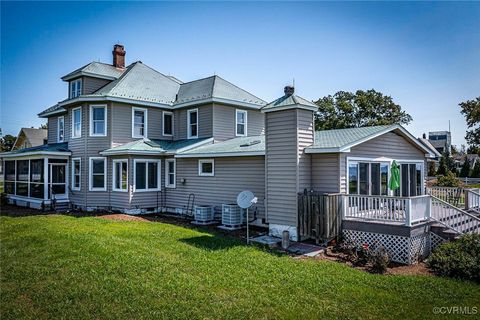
[175,75,266,108]
[100,138,211,155]
[88,62,181,105]
[177,135,265,157]
[62,61,125,80]
[262,94,317,111]
[20,128,48,147]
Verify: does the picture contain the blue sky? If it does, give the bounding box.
[1,1,479,147]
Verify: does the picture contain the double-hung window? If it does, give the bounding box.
[90,105,107,136]
[187,109,198,139]
[70,79,82,98]
[72,107,82,138]
[113,159,128,192]
[235,110,247,136]
[57,116,65,142]
[89,157,106,191]
[163,111,173,136]
[132,108,147,138]
[198,159,214,176]
[71,158,81,191]
[134,159,160,191]
[165,159,176,188]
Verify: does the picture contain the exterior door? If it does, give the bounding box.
[49,163,67,199]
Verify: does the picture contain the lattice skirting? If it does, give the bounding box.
[343,229,431,264]
[429,232,447,252]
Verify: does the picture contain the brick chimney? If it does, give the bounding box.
[112,44,126,68]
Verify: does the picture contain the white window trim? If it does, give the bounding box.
[133,159,161,192]
[198,159,215,176]
[70,79,82,98]
[165,158,176,188]
[132,107,148,138]
[89,157,107,191]
[235,109,247,137]
[162,111,174,136]
[57,116,65,143]
[187,108,198,139]
[71,158,81,191]
[71,106,82,138]
[89,104,107,137]
[112,159,128,192]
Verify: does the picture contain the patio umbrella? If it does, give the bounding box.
[389,160,400,191]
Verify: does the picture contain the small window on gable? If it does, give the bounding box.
[132,108,147,138]
[187,109,198,139]
[163,111,173,136]
[198,159,214,176]
[70,79,82,98]
[236,110,247,136]
[57,116,65,142]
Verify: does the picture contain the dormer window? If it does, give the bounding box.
[70,79,82,98]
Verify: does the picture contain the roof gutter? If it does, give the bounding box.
[174,97,265,110]
[1,151,71,158]
[175,151,265,158]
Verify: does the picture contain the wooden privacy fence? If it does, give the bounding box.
[298,193,343,244]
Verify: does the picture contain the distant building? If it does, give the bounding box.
[11,128,48,151]
[428,131,451,154]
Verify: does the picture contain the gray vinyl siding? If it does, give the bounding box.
[265,109,299,226]
[338,131,427,193]
[47,116,58,144]
[165,156,265,221]
[110,102,173,144]
[297,110,313,192]
[311,153,341,193]
[174,105,213,140]
[212,104,264,141]
[82,77,111,95]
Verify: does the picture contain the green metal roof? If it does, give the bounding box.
[1,142,70,157]
[62,61,125,81]
[100,138,211,155]
[262,94,317,112]
[307,125,398,152]
[176,136,265,157]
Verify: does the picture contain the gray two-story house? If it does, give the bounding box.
[7,44,465,264]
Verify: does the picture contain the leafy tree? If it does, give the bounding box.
[427,161,436,177]
[472,162,480,178]
[314,89,412,130]
[39,123,48,129]
[0,134,16,152]
[459,97,480,152]
[459,159,471,178]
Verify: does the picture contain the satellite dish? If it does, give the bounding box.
[237,190,256,209]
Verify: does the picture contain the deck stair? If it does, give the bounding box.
[430,196,480,235]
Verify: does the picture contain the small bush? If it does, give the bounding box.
[427,234,480,283]
[436,171,462,187]
[369,246,390,274]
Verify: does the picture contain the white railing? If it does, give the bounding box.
[427,187,466,208]
[345,195,430,226]
[431,196,480,234]
[466,189,480,213]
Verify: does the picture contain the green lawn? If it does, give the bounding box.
[1,216,479,320]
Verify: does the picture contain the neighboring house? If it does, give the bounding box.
[11,128,48,150]
[3,44,451,262]
[428,130,451,154]
[454,153,479,171]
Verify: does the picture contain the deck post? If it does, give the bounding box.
[405,198,412,227]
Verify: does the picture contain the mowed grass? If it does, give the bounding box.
[1,216,479,320]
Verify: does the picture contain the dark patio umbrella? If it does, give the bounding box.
[389,160,400,191]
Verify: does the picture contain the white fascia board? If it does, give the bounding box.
[58,96,173,109]
[38,107,67,118]
[99,150,165,156]
[62,71,117,81]
[175,151,265,158]
[261,104,318,113]
[1,151,71,158]
[174,98,264,110]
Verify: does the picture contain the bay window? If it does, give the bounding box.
[90,105,107,136]
[165,159,176,188]
[132,108,147,138]
[72,107,82,138]
[134,159,160,191]
[113,160,128,192]
[235,110,247,136]
[89,157,106,191]
[57,116,65,142]
[187,109,198,139]
[72,158,81,191]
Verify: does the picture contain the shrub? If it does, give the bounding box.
[436,171,461,187]
[368,246,390,274]
[427,234,480,283]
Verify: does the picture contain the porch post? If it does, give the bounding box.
[405,198,412,227]
[43,157,49,201]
